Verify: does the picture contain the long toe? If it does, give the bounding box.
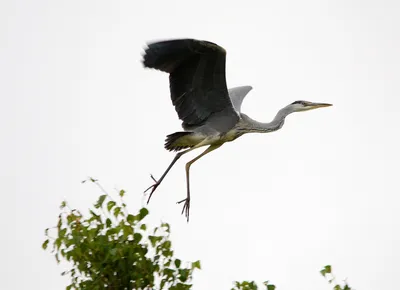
[176,198,190,221]
[183,199,190,222]
[186,204,190,222]
[145,182,160,204]
[144,174,160,193]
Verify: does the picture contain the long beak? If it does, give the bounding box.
[310,102,333,109]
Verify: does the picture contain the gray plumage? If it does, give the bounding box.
[142,38,332,221]
[228,85,253,113]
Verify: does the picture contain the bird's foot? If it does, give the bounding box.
[177,197,190,222]
[144,174,160,204]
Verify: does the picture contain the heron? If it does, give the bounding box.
[142,38,332,221]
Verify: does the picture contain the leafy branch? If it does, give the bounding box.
[320,265,353,290]
[43,178,200,289]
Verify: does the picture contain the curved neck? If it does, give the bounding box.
[241,106,293,133]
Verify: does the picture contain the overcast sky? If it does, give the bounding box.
[2,0,400,289]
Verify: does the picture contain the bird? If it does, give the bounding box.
[142,38,332,221]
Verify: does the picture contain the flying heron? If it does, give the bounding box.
[142,38,332,221]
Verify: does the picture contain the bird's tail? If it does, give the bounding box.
[164,131,193,152]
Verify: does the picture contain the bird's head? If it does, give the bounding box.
[288,100,332,112]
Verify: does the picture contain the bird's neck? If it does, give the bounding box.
[241,107,293,133]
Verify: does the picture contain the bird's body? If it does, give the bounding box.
[165,111,285,151]
[142,38,332,220]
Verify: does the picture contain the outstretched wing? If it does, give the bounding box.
[228,86,253,113]
[142,39,238,128]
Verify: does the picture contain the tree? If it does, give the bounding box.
[43,178,200,289]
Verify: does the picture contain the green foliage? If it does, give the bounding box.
[320,265,353,290]
[320,265,332,277]
[43,178,199,290]
[231,280,275,290]
[43,178,354,290]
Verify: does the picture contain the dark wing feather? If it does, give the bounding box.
[142,39,238,127]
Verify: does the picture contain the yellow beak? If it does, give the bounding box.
[309,103,333,109]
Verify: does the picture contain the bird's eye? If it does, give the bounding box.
[292,101,307,106]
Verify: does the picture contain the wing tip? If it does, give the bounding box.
[141,38,226,71]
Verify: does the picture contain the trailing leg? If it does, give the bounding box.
[144,136,209,203]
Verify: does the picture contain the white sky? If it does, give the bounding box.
[2,0,400,289]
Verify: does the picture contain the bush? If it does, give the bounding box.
[43,179,200,290]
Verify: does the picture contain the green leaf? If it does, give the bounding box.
[113,207,121,217]
[160,278,166,289]
[325,265,332,274]
[138,208,149,220]
[42,239,49,250]
[140,224,147,231]
[60,201,67,209]
[89,210,101,223]
[164,268,174,279]
[178,269,189,282]
[106,218,112,228]
[161,222,170,233]
[134,233,142,243]
[149,235,156,247]
[107,201,116,212]
[192,260,201,270]
[320,269,326,277]
[55,253,60,263]
[59,228,67,238]
[267,285,276,290]
[122,224,133,237]
[165,259,171,267]
[95,195,107,209]
[55,237,62,249]
[163,240,172,250]
[174,259,181,268]
[149,235,162,247]
[119,189,125,197]
[127,214,136,224]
